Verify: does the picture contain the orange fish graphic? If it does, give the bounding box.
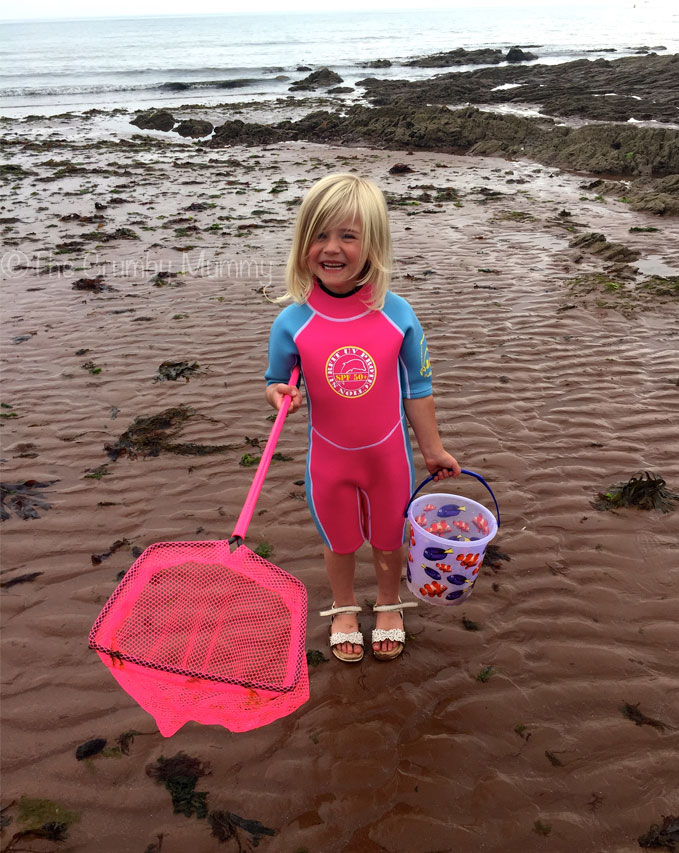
[419,581,447,598]
[472,514,490,536]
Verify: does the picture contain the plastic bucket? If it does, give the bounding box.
[405,469,500,606]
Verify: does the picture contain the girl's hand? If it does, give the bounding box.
[265,383,303,414]
[425,452,462,481]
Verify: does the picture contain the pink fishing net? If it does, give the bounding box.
[89,540,308,736]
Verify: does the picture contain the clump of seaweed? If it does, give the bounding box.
[146,752,211,819]
[0,572,43,589]
[72,276,114,293]
[208,810,275,849]
[1,480,57,521]
[638,815,679,851]
[306,649,329,667]
[154,360,204,382]
[1,796,80,851]
[533,820,552,837]
[105,406,233,460]
[91,538,130,566]
[483,544,510,572]
[593,471,679,513]
[621,702,668,732]
[476,665,494,683]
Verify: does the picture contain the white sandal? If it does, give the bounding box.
[319,603,364,663]
[372,600,418,661]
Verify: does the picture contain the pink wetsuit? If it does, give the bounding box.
[266,281,432,553]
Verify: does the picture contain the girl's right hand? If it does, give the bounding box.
[265,383,303,414]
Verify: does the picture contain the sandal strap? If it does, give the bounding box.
[319,604,362,617]
[373,601,418,613]
[330,631,364,647]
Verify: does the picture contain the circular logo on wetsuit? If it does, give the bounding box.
[325,346,377,398]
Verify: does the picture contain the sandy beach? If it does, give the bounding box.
[1,89,679,853]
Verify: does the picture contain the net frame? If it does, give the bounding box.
[89,541,308,693]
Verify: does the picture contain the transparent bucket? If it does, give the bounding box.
[405,470,500,606]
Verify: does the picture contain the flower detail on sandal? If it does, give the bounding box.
[319,603,364,663]
[372,600,417,661]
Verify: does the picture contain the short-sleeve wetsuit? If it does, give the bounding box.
[266,280,432,554]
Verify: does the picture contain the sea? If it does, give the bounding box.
[1,3,678,118]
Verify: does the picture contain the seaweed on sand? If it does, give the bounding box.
[208,810,275,849]
[593,471,679,513]
[154,360,203,382]
[621,702,668,732]
[146,752,211,819]
[0,572,43,589]
[1,796,80,852]
[0,480,57,521]
[638,815,679,852]
[105,406,233,460]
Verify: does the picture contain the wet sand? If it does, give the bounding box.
[1,117,678,852]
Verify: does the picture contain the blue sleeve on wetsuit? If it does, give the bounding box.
[382,292,433,399]
[265,303,311,385]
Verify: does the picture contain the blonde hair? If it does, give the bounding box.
[283,173,392,310]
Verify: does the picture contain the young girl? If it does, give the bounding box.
[265,174,460,663]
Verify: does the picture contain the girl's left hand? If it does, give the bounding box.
[426,453,462,481]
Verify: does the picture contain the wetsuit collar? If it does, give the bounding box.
[316,277,365,299]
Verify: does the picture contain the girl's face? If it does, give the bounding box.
[306,215,365,294]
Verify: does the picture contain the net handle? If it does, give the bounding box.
[230,365,300,545]
[404,468,501,526]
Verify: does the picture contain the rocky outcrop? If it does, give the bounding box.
[625,175,679,215]
[289,67,343,91]
[362,59,392,68]
[210,103,679,178]
[357,53,679,124]
[569,232,641,262]
[404,48,504,67]
[506,47,537,62]
[130,110,175,132]
[174,119,214,138]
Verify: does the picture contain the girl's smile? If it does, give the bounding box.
[307,217,365,294]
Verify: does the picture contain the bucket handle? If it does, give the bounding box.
[404,469,500,527]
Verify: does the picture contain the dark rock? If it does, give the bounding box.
[174,119,214,138]
[130,110,175,132]
[328,86,353,94]
[404,47,503,67]
[389,163,414,174]
[625,175,679,215]
[75,738,107,760]
[362,59,392,68]
[289,67,343,91]
[505,46,537,62]
[638,814,679,851]
[569,232,641,262]
[211,118,283,146]
[296,65,312,72]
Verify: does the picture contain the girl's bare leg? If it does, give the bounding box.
[323,546,362,656]
[372,546,405,654]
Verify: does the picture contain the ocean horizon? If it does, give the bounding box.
[1,5,678,117]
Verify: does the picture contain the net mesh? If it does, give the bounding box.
[89,541,308,736]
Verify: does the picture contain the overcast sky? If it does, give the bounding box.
[3,0,648,23]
